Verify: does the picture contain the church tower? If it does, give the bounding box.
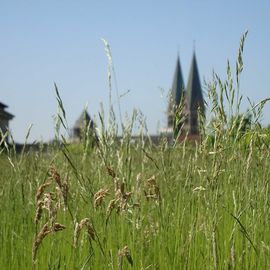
[167,56,185,129]
[185,52,205,134]
[167,51,204,138]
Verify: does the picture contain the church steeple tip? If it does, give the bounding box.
[171,55,185,106]
[167,54,185,128]
[186,52,203,109]
[185,51,205,134]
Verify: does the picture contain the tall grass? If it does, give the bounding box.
[1,32,270,269]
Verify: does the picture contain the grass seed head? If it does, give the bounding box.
[106,199,117,216]
[62,179,69,206]
[94,187,110,209]
[43,192,57,226]
[35,200,44,225]
[73,218,96,248]
[32,222,51,263]
[107,166,116,178]
[49,165,62,188]
[35,181,52,202]
[53,223,66,232]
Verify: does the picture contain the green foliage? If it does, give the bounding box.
[2,134,270,269]
[1,32,270,269]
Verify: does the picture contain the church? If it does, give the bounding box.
[1,52,204,145]
[164,52,205,141]
[71,52,205,143]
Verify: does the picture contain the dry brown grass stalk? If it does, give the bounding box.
[61,178,69,206]
[35,200,44,225]
[43,192,56,221]
[106,198,119,224]
[33,165,68,265]
[105,182,135,223]
[55,186,62,209]
[106,166,116,178]
[94,187,110,209]
[49,165,62,187]
[106,199,118,216]
[73,218,95,248]
[49,165,70,205]
[35,181,52,202]
[32,222,66,263]
[144,175,161,201]
[115,183,133,212]
[32,222,51,263]
[55,178,69,209]
[52,223,66,232]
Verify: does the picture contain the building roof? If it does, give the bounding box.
[0,101,14,120]
[186,52,204,112]
[0,102,8,109]
[169,56,185,108]
[74,110,93,129]
[0,110,14,120]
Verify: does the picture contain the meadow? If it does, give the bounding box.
[1,32,270,269]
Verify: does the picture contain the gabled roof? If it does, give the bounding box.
[186,52,204,112]
[74,110,93,129]
[170,56,185,107]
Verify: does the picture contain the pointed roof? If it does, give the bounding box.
[170,56,185,107]
[0,101,14,120]
[186,52,204,112]
[74,110,93,129]
[0,102,8,109]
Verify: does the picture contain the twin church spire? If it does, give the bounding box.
[168,51,204,135]
[69,50,204,143]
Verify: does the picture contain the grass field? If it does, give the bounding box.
[1,128,270,269]
[1,32,270,269]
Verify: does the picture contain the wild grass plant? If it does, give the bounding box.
[1,32,270,269]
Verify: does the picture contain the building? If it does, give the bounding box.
[0,101,14,143]
[71,110,95,142]
[165,52,205,140]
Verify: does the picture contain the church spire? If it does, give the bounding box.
[186,51,204,112]
[171,56,184,107]
[185,51,204,134]
[167,56,185,128]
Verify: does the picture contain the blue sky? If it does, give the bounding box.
[0,1,270,142]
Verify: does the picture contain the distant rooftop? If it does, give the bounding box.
[74,111,93,129]
[0,101,14,120]
[0,102,8,109]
